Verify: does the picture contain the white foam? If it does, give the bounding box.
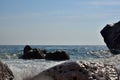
[2,55,120,80]
[3,59,64,80]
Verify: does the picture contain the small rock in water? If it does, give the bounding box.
[0,60,14,80]
[28,61,119,80]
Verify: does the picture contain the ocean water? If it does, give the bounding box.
[0,45,120,80]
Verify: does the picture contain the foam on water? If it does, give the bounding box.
[0,45,120,80]
[2,59,65,80]
[2,54,120,80]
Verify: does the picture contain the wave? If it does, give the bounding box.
[3,59,65,80]
[0,53,22,59]
[2,54,120,80]
[89,50,113,58]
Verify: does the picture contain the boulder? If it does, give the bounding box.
[27,61,119,80]
[21,45,46,59]
[21,45,70,60]
[24,45,32,55]
[45,51,70,61]
[0,60,14,80]
[101,21,120,54]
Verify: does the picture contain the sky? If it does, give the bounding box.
[0,0,120,45]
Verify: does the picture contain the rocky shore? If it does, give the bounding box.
[25,61,119,80]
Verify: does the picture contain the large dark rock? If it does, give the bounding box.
[45,51,70,61]
[21,45,70,61]
[21,45,45,59]
[24,45,32,55]
[101,21,120,54]
[0,60,14,80]
[26,61,119,80]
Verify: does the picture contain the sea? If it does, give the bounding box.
[0,45,120,80]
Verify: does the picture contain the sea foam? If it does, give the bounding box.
[3,59,64,80]
[2,54,120,80]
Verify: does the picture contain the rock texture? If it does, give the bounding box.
[28,61,119,80]
[45,51,70,61]
[21,45,70,60]
[101,21,120,54]
[21,45,45,59]
[0,60,14,80]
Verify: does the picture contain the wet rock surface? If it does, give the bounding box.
[20,45,45,59]
[101,21,120,54]
[21,45,70,60]
[0,60,14,80]
[45,51,70,61]
[29,61,119,80]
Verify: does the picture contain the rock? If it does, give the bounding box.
[24,45,32,55]
[20,45,70,61]
[21,45,70,60]
[45,51,70,61]
[28,61,119,80]
[20,45,46,59]
[0,60,14,80]
[101,21,120,54]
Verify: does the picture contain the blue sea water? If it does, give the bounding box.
[0,45,110,60]
[0,45,120,80]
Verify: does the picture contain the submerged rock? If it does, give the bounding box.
[101,21,120,54]
[27,61,119,80]
[0,60,14,80]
